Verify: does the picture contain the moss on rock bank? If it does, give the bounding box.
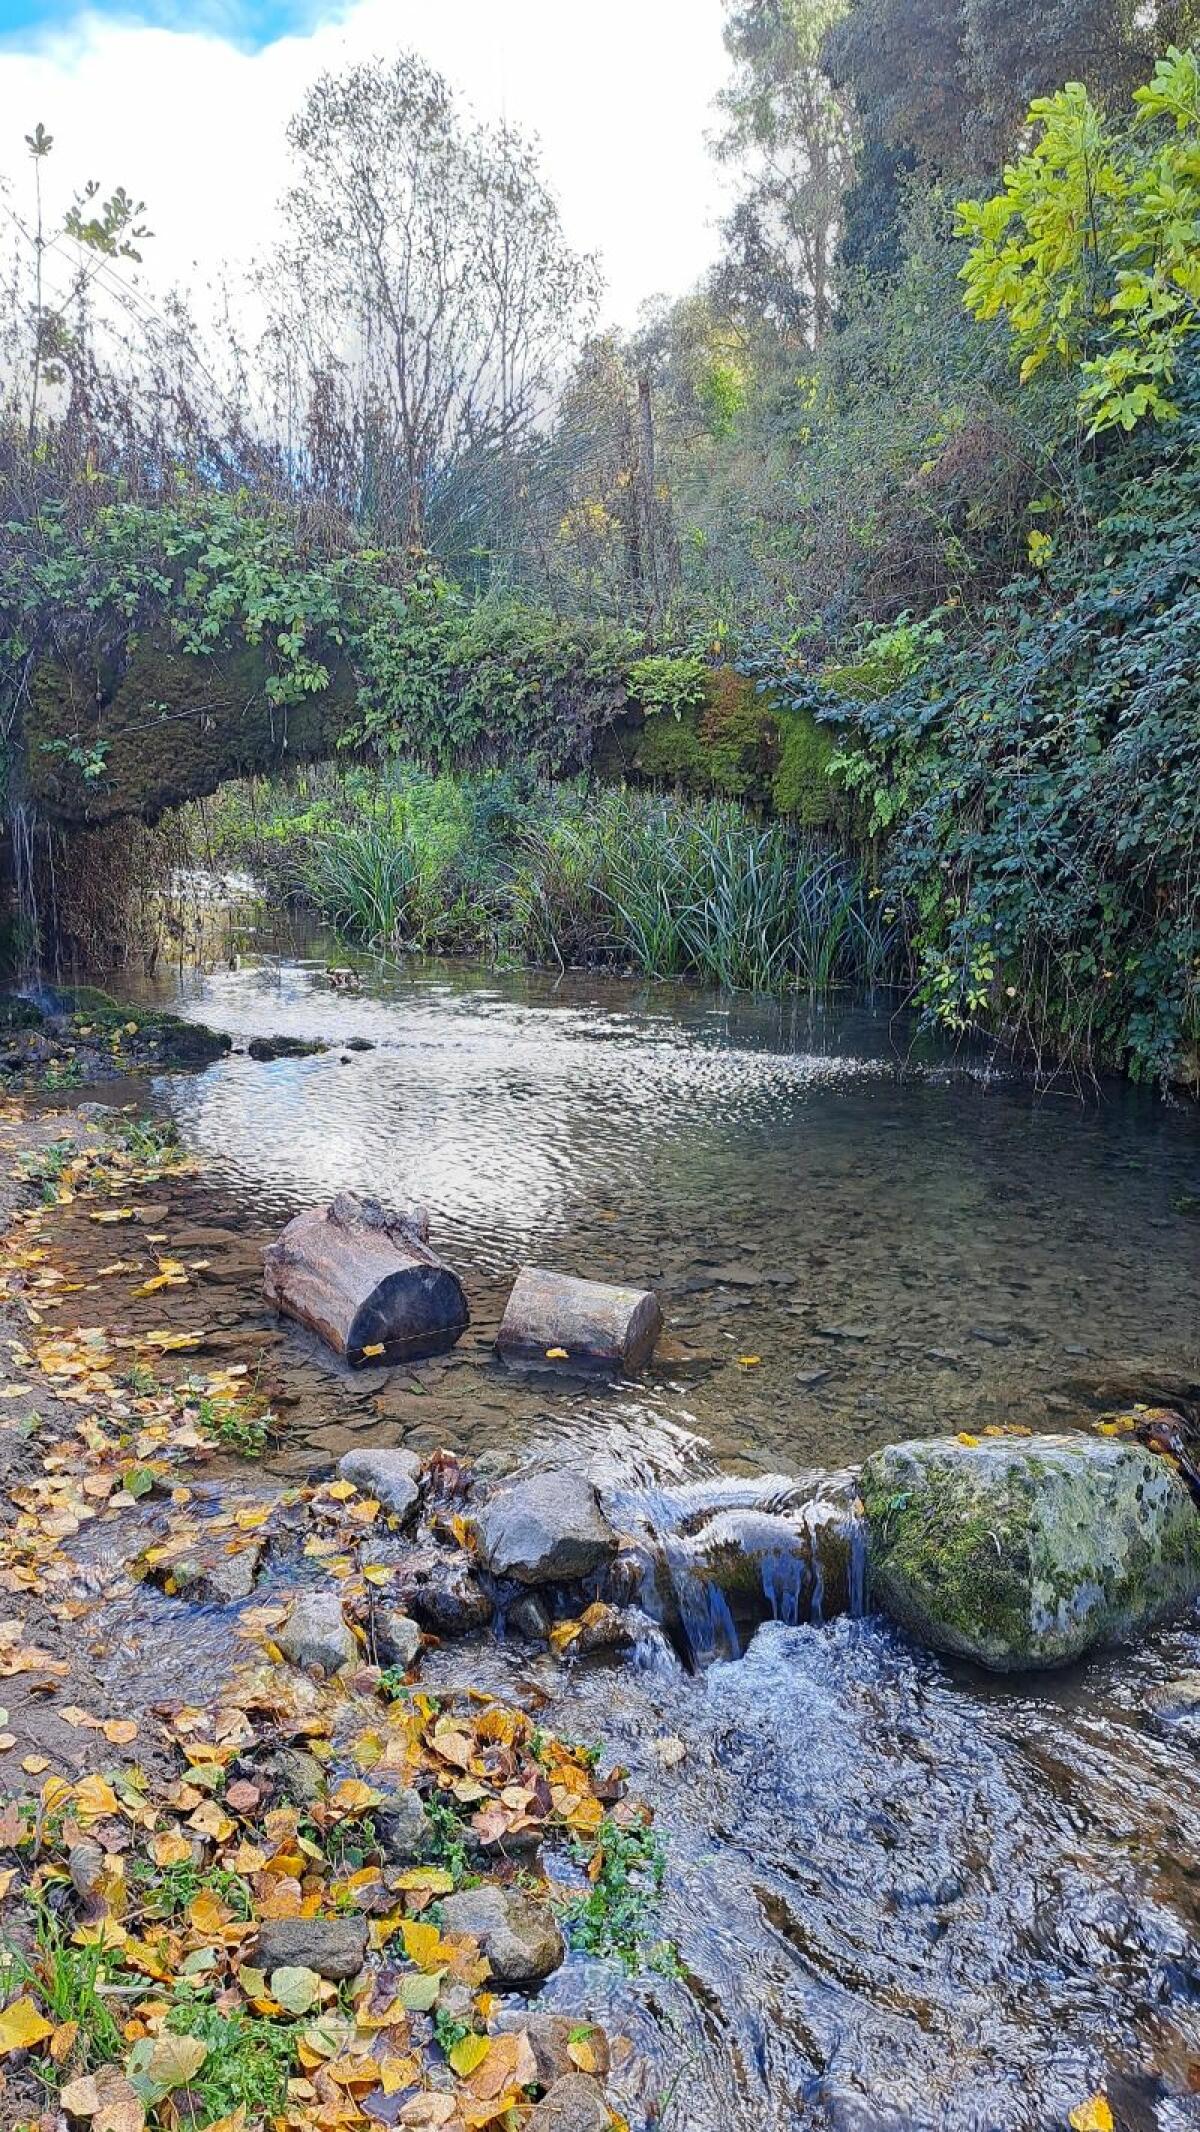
[861,1432,1200,1671]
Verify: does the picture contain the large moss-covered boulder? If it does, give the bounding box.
[861,1432,1200,1671]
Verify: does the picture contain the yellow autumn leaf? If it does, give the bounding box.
[361,1342,386,1358]
[1068,2100,1114,2132]
[545,1347,569,1360]
[956,1431,982,1447]
[737,1355,761,1367]
[448,2031,491,2077]
[0,1996,55,2055]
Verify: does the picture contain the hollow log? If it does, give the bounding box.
[263,1192,469,1364]
[496,1266,662,1373]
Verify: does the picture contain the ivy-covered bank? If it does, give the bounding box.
[8,499,836,830]
[6,467,1199,1085]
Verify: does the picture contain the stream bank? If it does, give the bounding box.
[0,945,1198,2132]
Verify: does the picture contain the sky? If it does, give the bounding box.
[0,0,731,332]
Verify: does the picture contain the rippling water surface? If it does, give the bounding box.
[105,940,1200,2131]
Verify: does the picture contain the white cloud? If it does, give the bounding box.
[0,0,730,333]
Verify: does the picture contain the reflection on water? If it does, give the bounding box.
[121,945,1200,1476]
[69,940,1200,2129]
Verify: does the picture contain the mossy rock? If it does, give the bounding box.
[0,994,45,1032]
[861,1432,1200,1671]
[772,710,839,827]
[25,631,358,826]
[630,667,779,801]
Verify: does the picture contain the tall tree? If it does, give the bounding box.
[260,55,600,551]
[712,0,856,345]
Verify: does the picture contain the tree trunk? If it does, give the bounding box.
[264,1193,469,1364]
[497,1266,662,1373]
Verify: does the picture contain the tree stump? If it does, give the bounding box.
[263,1192,469,1365]
[496,1267,662,1373]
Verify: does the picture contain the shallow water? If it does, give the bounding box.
[119,942,1200,1477]
[87,939,1200,2130]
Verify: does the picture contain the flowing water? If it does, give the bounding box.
[70,936,1200,2130]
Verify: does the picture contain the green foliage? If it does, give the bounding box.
[958,48,1200,433]
[210,767,907,996]
[820,361,1200,1081]
[163,2000,300,2122]
[563,1817,679,1976]
[627,653,708,718]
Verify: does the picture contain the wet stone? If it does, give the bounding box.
[507,1593,552,1643]
[374,1782,428,1863]
[253,1915,368,1980]
[525,2074,610,2132]
[170,1541,262,1607]
[440,1885,565,1987]
[277,1590,357,1674]
[337,1446,422,1522]
[373,1608,422,1669]
[493,2014,610,2089]
[476,1470,618,1587]
[255,1747,328,1805]
[248,1034,327,1061]
[390,1545,492,1636]
[1148,1674,1200,1749]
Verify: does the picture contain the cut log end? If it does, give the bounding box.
[496,1266,663,1373]
[264,1194,469,1366]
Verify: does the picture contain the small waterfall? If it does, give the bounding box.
[606,1466,869,1668]
[10,799,43,981]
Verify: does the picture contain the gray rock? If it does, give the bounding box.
[861,1432,1200,1671]
[374,1782,429,1863]
[171,1542,261,1607]
[440,1884,565,1987]
[392,1546,492,1636]
[253,1915,367,1980]
[337,1447,422,1523]
[477,1471,617,1587]
[493,2014,610,2089]
[374,1608,422,1669]
[508,1594,552,1643]
[525,2075,610,2132]
[259,1747,327,1804]
[277,1590,357,1674]
[1148,1673,1200,1749]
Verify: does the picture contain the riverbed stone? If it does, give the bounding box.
[253,1916,367,1980]
[248,1034,327,1061]
[440,1885,565,1986]
[1148,1673,1200,1749]
[525,2075,610,2132]
[170,1540,262,1607]
[277,1590,357,1674]
[374,1781,429,1863]
[390,1544,492,1635]
[337,1447,422,1522]
[861,1432,1200,1671]
[476,1470,618,1586]
[257,1747,327,1804]
[493,2014,610,2088]
[374,1607,422,1669]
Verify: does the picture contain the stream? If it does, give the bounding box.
[58,936,1200,2131]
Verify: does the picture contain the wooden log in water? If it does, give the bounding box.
[497,1266,662,1372]
[263,1192,469,1364]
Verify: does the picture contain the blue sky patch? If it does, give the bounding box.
[0,0,332,49]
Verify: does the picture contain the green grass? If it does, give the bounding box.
[562,1817,680,1976]
[163,1999,301,2121]
[201,765,908,997]
[1,1907,127,2087]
